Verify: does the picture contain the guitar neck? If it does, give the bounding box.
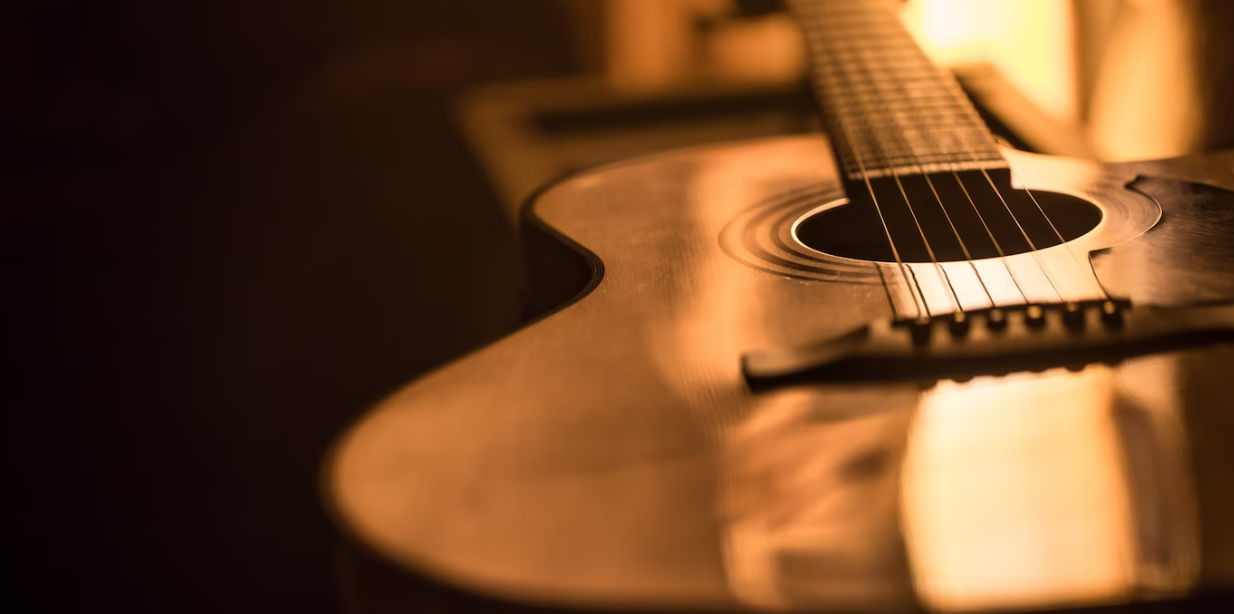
[788,0,1008,181]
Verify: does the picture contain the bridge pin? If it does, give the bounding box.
[1025,304,1046,328]
[911,317,932,346]
[1063,302,1086,330]
[1100,300,1125,328]
[949,312,970,337]
[986,308,1007,331]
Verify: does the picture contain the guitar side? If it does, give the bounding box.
[326,136,1234,613]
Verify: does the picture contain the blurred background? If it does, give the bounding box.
[6,1,1233,612]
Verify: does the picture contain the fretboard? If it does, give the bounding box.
[788,0,1008,180]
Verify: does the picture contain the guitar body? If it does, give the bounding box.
[329,136,1234,613]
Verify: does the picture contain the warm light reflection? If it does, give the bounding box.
[602,0,1209,161]
[901,366,1196,612]
[901,0,1077,125]
[902,368,1132,611]
[679,141,923,612]
[721,387,919,612]
[1084,0,1202,159]
[1110,356,1201,591]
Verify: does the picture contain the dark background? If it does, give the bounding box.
[6,2,576,612]
[9,1,1234,613]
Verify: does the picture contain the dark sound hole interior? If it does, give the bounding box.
[795,170,1103,263]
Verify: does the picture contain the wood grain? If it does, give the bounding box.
[327,136,1234,612]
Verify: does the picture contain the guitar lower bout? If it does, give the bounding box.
[327,136,1234,614]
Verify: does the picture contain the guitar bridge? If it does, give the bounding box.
[742,300,1234,390]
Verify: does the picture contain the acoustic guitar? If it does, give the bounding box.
[327,0,1234,612]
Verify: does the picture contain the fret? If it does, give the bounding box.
[848,124,1002,148]
[841,129,999,144]
[819,92,966,108]
[824,99,979,113]
[857,132,1002,151]
[787,0,1007,181]
[821,51,933,64]
[814,69,945,83]
[819,55,942,75]
[823,118,986,132]
[816,84,966,106]
[840,122,1002,145]
[805,32,920,47]
[821,43,930,56]
[843,137,1002,158]
[824,101,972,115]
[823,40,927,52]
[807,24,911,35]
[823,119,990,137]
[821,59,938,74]
[807,8,908,21]
[815,81,957,95]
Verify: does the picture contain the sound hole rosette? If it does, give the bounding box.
[719,184,885,284]
[719,165,1161,284]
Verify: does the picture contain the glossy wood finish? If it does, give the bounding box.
[327,136,1234,613]
[787,0,1006,179]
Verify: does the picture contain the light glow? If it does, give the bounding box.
[902,368,1136,612]
[901,0,1078,126]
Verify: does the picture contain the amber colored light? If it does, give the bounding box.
[901,0,1078,126]
[901,368,1137,611]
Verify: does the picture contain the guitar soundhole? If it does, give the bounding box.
[794,170,1103,263]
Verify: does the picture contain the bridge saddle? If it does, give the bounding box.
[743,299,1234,390]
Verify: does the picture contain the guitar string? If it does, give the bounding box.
[805,2,964,318]
[801,0,1087,314]
[839,0,1060,310]
[947,168,1033,305]
[790,0,926,319]
[933,59,1106,301]
[843,95,971,315]
[844,75,970,315]
[833,4,1031,307]
[819,69,929,320]
[831,4,1035,306]
[974,167,1065,302]
[1018,182,1112,299]
[835,18,1000,312]
[801,0,1097,314]
[819,0,1070,307]
[793,0,930,319]
[815,0,1039,316]
[919,36,1078,305]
